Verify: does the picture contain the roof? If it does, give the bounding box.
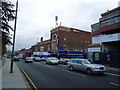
[51,25,91,33]
[101,6,120,16]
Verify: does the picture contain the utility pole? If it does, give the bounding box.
[10,0,18,73]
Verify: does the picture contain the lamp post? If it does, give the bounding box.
[10,0,18,73]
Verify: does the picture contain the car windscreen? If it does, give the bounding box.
[82,60,91,64]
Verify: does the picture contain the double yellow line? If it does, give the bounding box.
[17,64,38,90]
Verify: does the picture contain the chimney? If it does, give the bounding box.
[41,37,43,42]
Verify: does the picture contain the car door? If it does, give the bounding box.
[72,60,78,70]
[75,60,84,71]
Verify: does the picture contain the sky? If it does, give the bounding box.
[7,0,120,51]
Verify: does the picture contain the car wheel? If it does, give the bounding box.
[87,68,92,74]
[69,66,74,71]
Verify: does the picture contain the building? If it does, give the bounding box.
[33,25,92,58]
[90,6,120,52]
[33,39,51,52]
[51,25,92,52]
[89,5,120,67]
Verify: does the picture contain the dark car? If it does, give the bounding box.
[41,57,48,61]
[13,56,19,62]
[33,57,42,62]
[58,58,69,65]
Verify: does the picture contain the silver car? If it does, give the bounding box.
[67,59,106,74]
[46,57,59,65]
[25,57,33,63]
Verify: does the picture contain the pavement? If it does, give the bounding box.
[104,64,120,72]
[0,57,30,89]
[0,57,119,89]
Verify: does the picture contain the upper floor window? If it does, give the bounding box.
[101,16,120,27]
[52,34,57,41]
[64,38,67,41]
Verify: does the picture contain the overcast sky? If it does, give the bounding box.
[7,0,120,51]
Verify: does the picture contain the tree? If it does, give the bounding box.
[0,0,15,54]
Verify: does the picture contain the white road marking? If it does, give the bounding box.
[63,70,87,77]
[110,82,120,87]
[105,72,120,77]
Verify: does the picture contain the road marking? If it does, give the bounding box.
[17,64,38,90]
[110,82,120,87]
[105,72,120,77]
[63,70,87,77]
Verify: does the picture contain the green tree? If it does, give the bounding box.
[0,0,15,54]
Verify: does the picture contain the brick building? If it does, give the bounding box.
[51,26,92,52]
[32,25,92,58]
[33,39,51,52]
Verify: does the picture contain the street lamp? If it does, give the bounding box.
[10,0,19,73]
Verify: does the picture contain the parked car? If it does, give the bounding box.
[67,59,106,74]
[46,57,59,65]
[58,58,69,65]
[33,57,42,62]
[13,56,19,62]
[22,57,26,60]
[25,57,33,63]
[41,57,48,61]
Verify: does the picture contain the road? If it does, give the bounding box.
[17,60,120,88]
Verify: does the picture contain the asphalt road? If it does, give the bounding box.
[17,60,120,88]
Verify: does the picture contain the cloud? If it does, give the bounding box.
[8,0,120,50]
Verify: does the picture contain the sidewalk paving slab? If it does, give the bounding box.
[2,57,30,89]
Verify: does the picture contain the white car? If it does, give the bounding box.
[25,57,33,63]
[46,57,59,65]
[68,59,106,74]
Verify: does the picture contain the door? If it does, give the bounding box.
[75,60,84,71]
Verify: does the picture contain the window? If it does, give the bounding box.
[73,60,78,63]
[64,45,67,50]
[52,34,57,41]
[114,16,120,23]
[64,38,67,41]
[101,16,120,27]
[76,60,82,64]
[40,46,44,51]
